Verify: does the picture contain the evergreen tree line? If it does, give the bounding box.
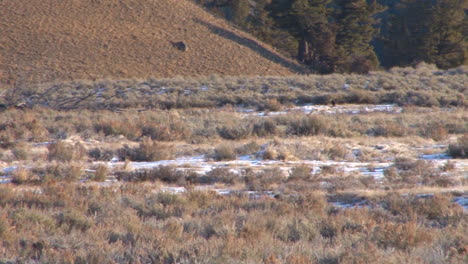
[196,0,467,73]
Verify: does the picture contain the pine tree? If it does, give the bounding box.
[382,0,466,69]
[382,0,433,67]
[430,0,466,69]
[291,0,335,73]
[333,0,384,73]
[231,0,251,26]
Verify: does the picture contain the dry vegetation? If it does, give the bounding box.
[0,185,466,263]
[0,0,300,87]
[1,63,466,110]
[0,66,467,263]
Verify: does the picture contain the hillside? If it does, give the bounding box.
[0,0,302,87]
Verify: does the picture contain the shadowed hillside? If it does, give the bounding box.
[0,0,303,87]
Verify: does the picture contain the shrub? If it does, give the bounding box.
[370,123,407,137]
[203,167,239,184]
[48,141,87,161]
[288,165,312,181]
[141,121,191,141]
[41,163,84,183]
[245,168,284,190]
[93,164,108,182]
[440,161,456,172]
[448,134,467,158]
[346,89,378,104]
[252,119,277,137]
[212,144,236,161]
[413,194,463,222]
[235,141,261,155]
[116,166,187,184]
[88,148,115,161]
[108,232,136,246]
[118,137,174,161]
[11,167,37,185]
[56,210,93,232]
[12,142,30,160]
[287,116,328,136]
[217,125,251,140]
[94,119,141,140]
[262,147,278,160]
[261,98,283,111]
[383,167,400,184]
[324,145,348,160]
[405,91,440,107]
[373,221,433,251]
[0,215,9,239]
[423,122,448,141]
[389,158,440,186]
[0,187,13,206]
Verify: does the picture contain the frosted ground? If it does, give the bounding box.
[1,104,466,210]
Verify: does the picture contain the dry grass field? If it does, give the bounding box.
[0,64,467,263]
[1,0,466,262]
[0,0,301,87]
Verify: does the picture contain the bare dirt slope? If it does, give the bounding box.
[0,0,302,86]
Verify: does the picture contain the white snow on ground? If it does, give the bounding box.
[331,200,368,209]
[237,104,403,117]
[160,185,276,199]
[0,176,11,184]
[2,166,17,174]
[107,155,392,179]
[453,196,468,211]
[32,142,51,146]
[329,194,468,211]
[419,153,468,171]
[412,144,447,150]
[420,153,452,160]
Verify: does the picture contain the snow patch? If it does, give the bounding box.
[420,153,451,160]
[453,196,468,210]
[237,104,403,117]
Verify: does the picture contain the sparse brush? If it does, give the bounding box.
[288,165,312,181]
[373,221,433,251]
[235,141,261,155]
[323,145,348,160]
[448,134,468,158]
[245,168,285,190]
[440,160,456,172]
[212,144,236,161]
[141,120,191,141]
[0,215,9,239]
[0,184,466,262]
[118,137,174,161]
[203,167,239,184]
[261,98,283,111]
[94,119,142,140]
[423,122,448,141]
[41,162,84,183]
[116,166,187,184]
[11,167,37,185]
[88,148,115,161]
[93,164,108,182]
[12,142,30,160]
[286,116,328,136]
[56,210,93,233]
[48,141,87,162]
[217,124,252,140]
[262,147,278,160]
[252,119,277,137]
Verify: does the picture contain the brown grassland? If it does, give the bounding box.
[0,0,300,87]
[0,64,467,263]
